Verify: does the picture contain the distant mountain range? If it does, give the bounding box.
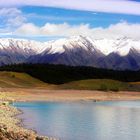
[0,35,140,70]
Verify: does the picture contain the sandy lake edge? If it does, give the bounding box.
[1,88,140,140]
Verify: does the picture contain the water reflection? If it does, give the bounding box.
[14,101,140,140]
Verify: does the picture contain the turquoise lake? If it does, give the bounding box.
[13,101,140,140]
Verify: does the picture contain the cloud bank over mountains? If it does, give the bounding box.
[0,1,140,40]
[14,22,140,39]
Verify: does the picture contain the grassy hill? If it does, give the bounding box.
[0,71,139,91]
[0,71,51,88]
[58,79,140,91]
[0,64,140,91]
[0,64,140,84]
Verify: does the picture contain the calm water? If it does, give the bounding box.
[13,101,140,140]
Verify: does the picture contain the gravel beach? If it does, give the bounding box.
[1,88,140,140]
[0,92,58,140]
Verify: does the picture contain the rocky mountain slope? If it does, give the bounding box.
[0,36,140,70]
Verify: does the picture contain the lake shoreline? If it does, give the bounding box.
[1,88,140,102]
[1,88,140,139]
[0,102,51,140]
[13,99,140,140]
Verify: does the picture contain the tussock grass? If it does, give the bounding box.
[0,71,139,91]
[0,71,49,88]
[58,79,135,91]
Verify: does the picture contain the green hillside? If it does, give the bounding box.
[58,79,139,91]
[0,71,139,91]
[1,64,140,85]
[0,63,140,91]
[0,71,50,88]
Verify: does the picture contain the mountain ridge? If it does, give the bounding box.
[0,35,140,70]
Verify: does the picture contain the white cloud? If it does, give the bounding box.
[15,23,91,36]
[15,23,40,35]
[0,0,140,15]
[15,22,140,39]
[0,8,21,16]
[0,8,26,28]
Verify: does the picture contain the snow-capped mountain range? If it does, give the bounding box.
[0,35,140,70]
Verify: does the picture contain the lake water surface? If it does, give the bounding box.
[13,101,140,140]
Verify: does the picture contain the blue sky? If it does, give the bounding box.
[21,6,140,28]
[0,0,140,41]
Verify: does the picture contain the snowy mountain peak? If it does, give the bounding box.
[1,35,139,57]
[0,38,46,54]
[0,36,140,70]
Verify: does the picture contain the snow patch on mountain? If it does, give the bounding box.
[0,35,140,70]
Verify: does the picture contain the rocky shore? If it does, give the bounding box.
[1,88,140,140]
[0,103,51,140]
[0,92,57,140]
